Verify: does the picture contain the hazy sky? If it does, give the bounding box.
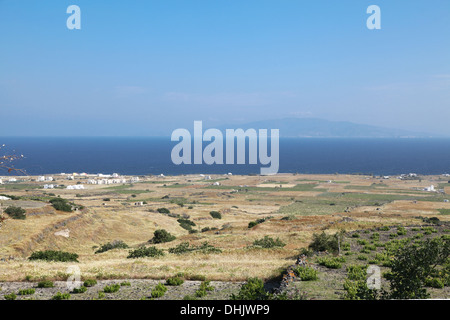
[1,0,449,136]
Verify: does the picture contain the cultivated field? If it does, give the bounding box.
[0,173,449,299]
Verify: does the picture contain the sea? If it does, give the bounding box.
[1,137,450,176]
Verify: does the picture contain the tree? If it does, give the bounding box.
[387,236,449,299]
[4,206,26,220]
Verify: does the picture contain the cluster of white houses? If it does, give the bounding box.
[87,176,139,185]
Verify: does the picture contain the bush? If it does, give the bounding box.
[252,236,285,248]
[49,198,73,212]
[120,281,131,286]
[316,256,345,269]
[387,236,450,299]
[424,277,445,289]
[209,211,222,219]
[4,206,26,220]
[103,198,111,201]
[95,240,129,254]
[4,293,17,300]
[166,276,184,286]
[103,284,120,293]
[149,229,176,244]
[177,218,196,231]
[346,265,368,281]
[168,241,222,255]
[127,246,165,259]
[71,286,87,294]
[248,216,272,229]
[37,280,54,288]
[230,278,271,300]
[151,283,167,298]
[195,280,214,297]
[308,232,339,253]
[157,208,170,214]
[28,250,79,262]
[18,288,35,295]
[83,279,97,287]
[51,292,71,300]
[293,266,318,281]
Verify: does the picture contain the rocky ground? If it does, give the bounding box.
[0,279,245,300]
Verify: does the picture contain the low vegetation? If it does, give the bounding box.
[28,250,79,262]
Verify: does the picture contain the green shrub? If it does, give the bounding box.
[397,227,407,236]
[168,241,222,255]
[352,233,360,238]
[357,255,368,261]
[248,216,272,229]
[120,281,131,287]
[127,246,165,259]
[308,232,339,253]
[4,206,26,220]
[343,279,378,300]
[166,276,184,286]
[230,278,271,300]
[370,233,380,240]
[4,293,17,300]
[380,226,390,231]
[316,256,345,269]
[195,280,214,297]
[209,211,222,219]
[95,240,129,254]
[51,292,71,300]
[387,236,449,299]
[357,239,368,246]
[341,243,351,251]
[293,266,318,281]
[177,218,196,231]
[424,277,445,289]
[252,236,285,249]
[71,286,87,294]
[28,250,78,262]
[149,229,176,244]
[151,283,167,298]
[346,265,368,281]
[103,284,120,293]
[83,279,97,287]
[157,208,170,214]
[18,288,35,295]
[37,280,54,288]
[49,198,73,212]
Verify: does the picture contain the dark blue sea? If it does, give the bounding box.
[1,137,450,176]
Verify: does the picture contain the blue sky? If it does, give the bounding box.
[1,0,449,136]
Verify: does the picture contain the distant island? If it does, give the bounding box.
[214,118,441,138]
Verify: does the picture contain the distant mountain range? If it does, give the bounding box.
[214,118,440,138]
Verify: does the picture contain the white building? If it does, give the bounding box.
[424,185,435,192]
[8,178,17,182]
[67,185,85,190]
[45,176,54,181]
[36,176,45,182]
[67,176,74,180]
[130,177,140,183]
[0,179,3,184]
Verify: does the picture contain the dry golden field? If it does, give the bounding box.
[1,173,449,283]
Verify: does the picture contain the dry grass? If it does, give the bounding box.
[1,173,449,282]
